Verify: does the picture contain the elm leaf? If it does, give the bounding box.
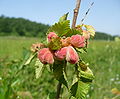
[35,58,44,79]
[65,28,82,37]
[47,20,70,37]
[70,80,90,99]
[53,60,68,88]
[84,25,95,37]
[59,12,69,22]
[76,48,87,54]
[24,52,37,65]
[80,67,95,82]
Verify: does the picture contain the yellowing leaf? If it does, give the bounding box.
[111,88,120,95]
[48,37,62,50]
[84,25,95,37]
[75,25,83,32]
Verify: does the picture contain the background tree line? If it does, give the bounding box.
[0,15,49,37]
[0,15,118,40]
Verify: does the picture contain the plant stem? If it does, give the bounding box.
[55,1,81,98]
[55,61,67,99]
[72,0,81,28]
[55,82,62,99]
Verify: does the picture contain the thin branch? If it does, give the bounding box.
[80,2,94,24]
[55,61,67,99]
[72,0,81,28]
[55,1,82,98]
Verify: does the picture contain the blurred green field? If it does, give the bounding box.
[0,36,120,99]
[0,36,43,59]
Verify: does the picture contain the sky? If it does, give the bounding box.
[0,0,120,35]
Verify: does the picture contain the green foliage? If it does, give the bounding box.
[66,28,82,37]
[76,48,87,54]
[35,58,44,79]
[52,60,68,88]
[47,20,70,37]
[0,13,95,99]
[24,52,37,65]
[69,61,94,99]
[94,32,114,40]
[48,20,83,37]
[70,81,90,99]
[59,12,69,22]
[1,12,120,99]
[0,79,13,99]
[0,15,49,37]
[0,37,120,99]
[48,37,62,50]
[0,36,42,59]
[114,37,120,41]
[47,92,56,99]
[0,15,117,40]
[80,68,94,82]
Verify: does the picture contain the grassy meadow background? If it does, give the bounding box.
[0,36,120,99]
[0,14,120,99]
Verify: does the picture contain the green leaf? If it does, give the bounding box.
[47,20,70,37]
[53,60,68,88]
[47,92,56,99]
[59,12,69,22]
[65,28,82,37]
[24,52,37,65]
[71,75,78,86]
[80,67,95,82]
[76,61,94,82]
[70,80,90,99]
[11,79,20,87]
[35,58,44,79]
[76,48,87,54]
[48,37,62,50]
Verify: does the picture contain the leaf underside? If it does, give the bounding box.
[53,60,68,88]
[24,52,37,65]
[35,58,44,79]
